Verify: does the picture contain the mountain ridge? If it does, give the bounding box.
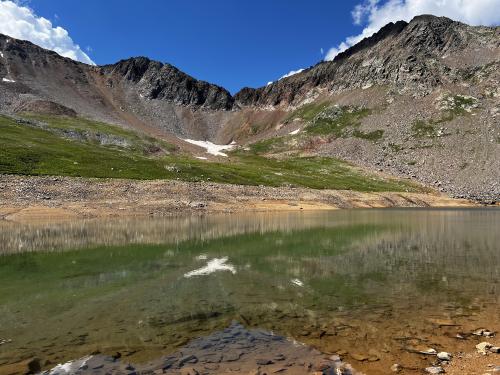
[2,14,495,110]
[0,14,499,202]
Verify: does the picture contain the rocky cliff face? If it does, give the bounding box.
[100,57,234,110]
[234,15,499,107]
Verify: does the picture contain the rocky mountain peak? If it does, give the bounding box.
[334,20,408,62]
[101,57,234,110]
[234,14,498,107]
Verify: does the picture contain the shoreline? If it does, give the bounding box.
[0,174,476,222]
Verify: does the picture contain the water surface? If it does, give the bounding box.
[0,209,499,374]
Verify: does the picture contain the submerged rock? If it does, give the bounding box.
[437,352,452,361]
[476,342,493,355]
[27,358,41,374]
[472,329,495,338]
[39,322,361,374]
[391,363,402,372]
[425,366,445,374]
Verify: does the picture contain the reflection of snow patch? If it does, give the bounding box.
[183,139,235,157]
[2,78,15,83]
[184,257,236,277]
[291,278,304,287]
[46,356,92,374]
[289,129,300,135]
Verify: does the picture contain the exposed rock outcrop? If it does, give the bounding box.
[100,57,234,110]
[234,16,499,107]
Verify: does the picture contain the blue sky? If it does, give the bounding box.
[4,0,500,93]
[26,0,361,93]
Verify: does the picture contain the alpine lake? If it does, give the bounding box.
[0,209,499,374]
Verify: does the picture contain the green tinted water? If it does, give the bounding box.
[0,209,499,373]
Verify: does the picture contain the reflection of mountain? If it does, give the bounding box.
[2,209,499,256]
[0,210,393,254]
[1,209,499,372]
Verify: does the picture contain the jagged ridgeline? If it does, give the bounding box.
[0,15,499,201]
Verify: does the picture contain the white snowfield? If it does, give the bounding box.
[183,139,236,157]
[2,77,15,83]
[184,257,236,278]
[289,129,300,135]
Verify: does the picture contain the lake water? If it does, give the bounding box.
[0,209,499,374]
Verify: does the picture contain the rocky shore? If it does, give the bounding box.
[5,322,497,375]
[0,175,476,221]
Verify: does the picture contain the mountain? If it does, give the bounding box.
[0,15,499,202]
[235,15,498,106]
[0,34,234,141]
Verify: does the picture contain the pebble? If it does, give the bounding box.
[425,366,445,374]
[437,352,452,361]
[351,353,369,362]
[476,342,493,355]
[419,348,438,355]
[473,329,495,338]
[391,363,401,372]
[256,359,274,365]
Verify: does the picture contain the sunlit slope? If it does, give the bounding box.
[0,114,423,192]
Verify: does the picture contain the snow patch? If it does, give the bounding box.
[291,278,304,287]
[184,257,236,278]
[289,129,300,135]
[0,52,3,58]
[195,156,208,160]
[183,139,235,157]
[2,78,15,83]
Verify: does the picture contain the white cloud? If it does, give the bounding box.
[279,68,305,80]
[266,68,306,86]
[325,0,500,61]
[0,1,94,65]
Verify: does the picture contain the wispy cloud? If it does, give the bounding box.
[279,68,305,80]
[325,0,500,61]
[0,0,94,65]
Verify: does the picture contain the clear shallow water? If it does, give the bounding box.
[0,209,499,374]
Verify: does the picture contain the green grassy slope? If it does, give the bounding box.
[0,114,423,192]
